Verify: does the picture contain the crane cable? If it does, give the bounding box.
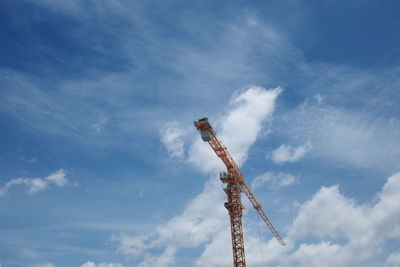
[257,211,266,267]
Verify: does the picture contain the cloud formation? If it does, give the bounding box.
[270,142,312,164]
[193,172,400,267]
[0,169,68,196]
[188,86,282,173]
[386,251,400,266]
[33,264,56,267]
[251,172,298,189]
[160,121,186,159]
[113,86,282,266]
[1,1,399,266]
[284,172,400,267]
[275,78,400,172]
[81,262,124,267]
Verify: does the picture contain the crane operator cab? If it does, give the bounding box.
[194,117,212,142]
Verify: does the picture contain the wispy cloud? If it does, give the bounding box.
[0,169,68,196]
[313,94,326,104]
[0,2,294,150]
[33,264,56,267]
[277,103,400,172]
[81,262,124,267]
[270,142,312,164]
[2,1,399,265]
[251,172,298,189]
[386,251,400,266]
[20,156,37,164]
[160,121,187,159]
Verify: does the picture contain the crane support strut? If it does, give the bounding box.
[194,118,285,267]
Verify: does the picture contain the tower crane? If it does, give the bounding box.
[194,117,285,267]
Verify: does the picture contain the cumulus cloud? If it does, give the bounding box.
[112,165,229,266]
[135,246,176,267]
[289,242,344,267]
[81,262,124,267]
[195,228,285,267]
[0,169,68,196]
[188,86,282,173]
[220,86,283,166]
[192,172,400,267]
[282,172,400,266]
[251,172,298,189]
[160,121,187,159]
[113,86,282,266]
[270,142,312,164]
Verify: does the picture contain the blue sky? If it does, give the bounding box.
[1,0,400,266]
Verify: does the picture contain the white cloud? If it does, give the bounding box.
[195,229,285,267]
[270,142,312,164]
[290,242,345,267]
[113,176,227,266]
[160,121,186,159]
[113,86,282,265]
[313,93,326,104]
[285,172,400,267]
[91,114,108,133]
[0,1,292,150]
[192,172,400,267]
[386,251,400,267]
[251,172,298,189]
[20,156,37,164]
[28,0,125,17]
[136,246,176,267]
[188,86,282,173]
[194,228,232,267]
[33,263,56,267]
[81,262,123,267]
[278,100,400,172]
[221,86,282,166]
[0,169,68,196]
[1,2,398,266]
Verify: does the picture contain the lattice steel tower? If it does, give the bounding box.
[194,118,285,267]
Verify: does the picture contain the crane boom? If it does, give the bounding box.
[194,117,285,267]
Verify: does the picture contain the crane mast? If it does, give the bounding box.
[194,118,285,267]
